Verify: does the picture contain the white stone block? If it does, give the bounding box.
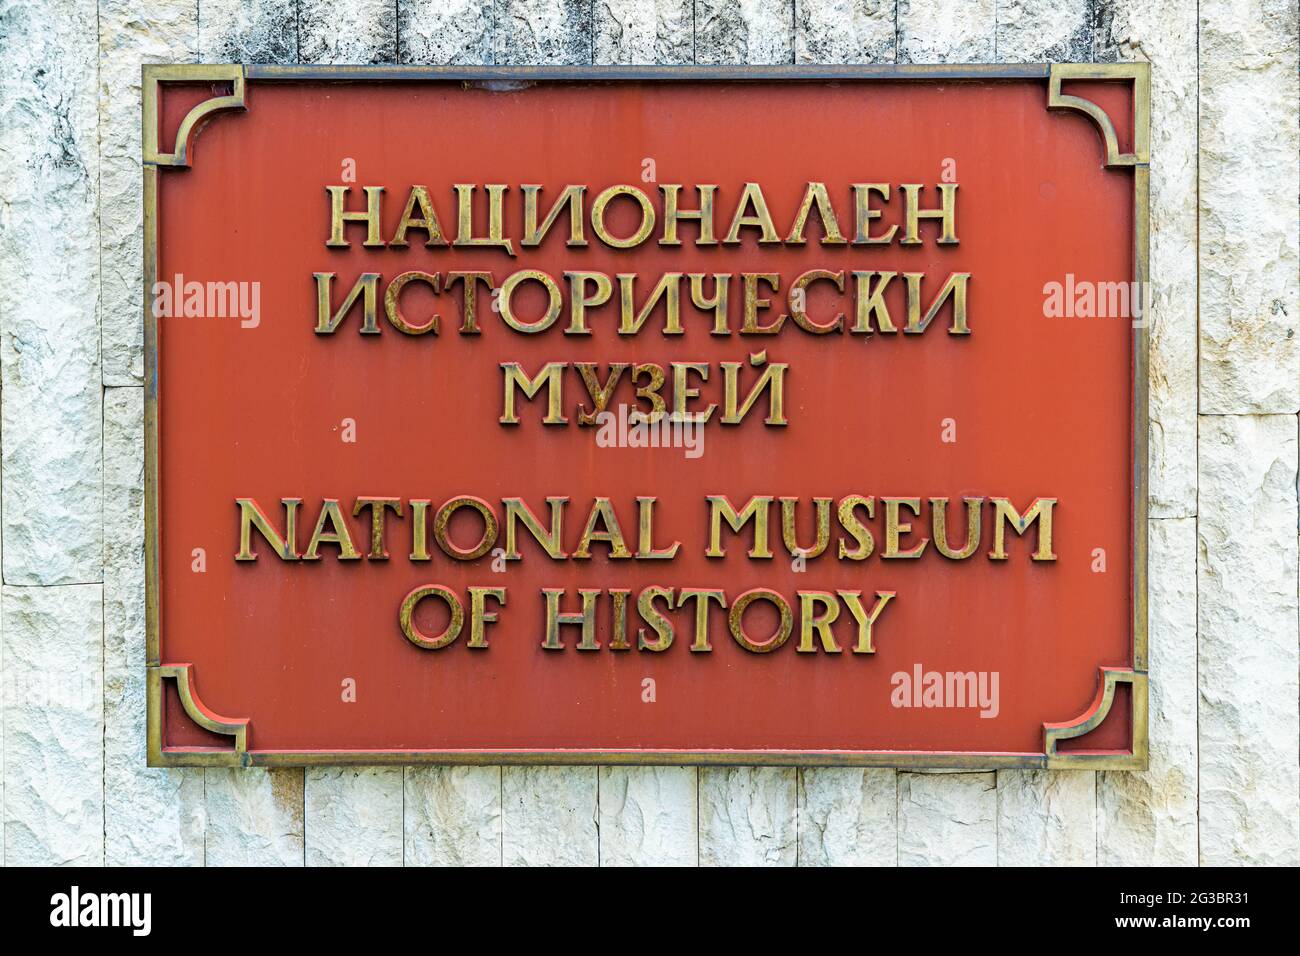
[798,768,896,866]
[494,0,593,65]
[405,766,502,866]
[399,0,494,63]
[594,0,693,64]
[699,767,797,865]
[305,767,404,866]
[0,0,103,586]
[996,770,1095,865]
[199,0,298,62]
[598,766,697,865]
[997,0,1092,61]
[1198,0,1299,413]
[1198,414,1299,864]
[301,0,398,63]
[695,0,794,65]
[205,768,305,865]
[795,0,895,63]
[898,771,996,866]
[2,584,104,865]
[897,0,995,63]
[502,766,598,866]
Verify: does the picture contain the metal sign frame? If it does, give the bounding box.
[143,63,1149,770]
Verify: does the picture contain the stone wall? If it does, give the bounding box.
[0,0,1295,866]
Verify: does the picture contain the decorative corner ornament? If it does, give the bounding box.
[1047,62,1151,168]
[142,64,247,168]
[1044,667,1150,770]
[147,663,250,768]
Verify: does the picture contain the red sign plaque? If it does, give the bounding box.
[145,65,1148,769]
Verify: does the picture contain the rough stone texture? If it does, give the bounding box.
[699,767,797,865]
[1197,415,1299,864]
[103,387,205,865]
[198,0,298,62]
[996,0,1092,61]
[897,0,995,63]
[0,0,103,586]
[996,770,1096,865]
[598,766,697,865]
[1098,518,1198,866]
[594,0,693,64]
[1096,0,1200,518]
[301,0,398,64]
[795,0,895,63]
[304,768,404,866]
[798,768,896,866]
[502,766,598,865]
[1198,0,1299,413]
[495,0,593,65]
[399,0,495,63]
[99,1,197,387]
[695,0,794,65]
[205,768,305,865]
[898,772,997,866]
[405,766,502,865]
[2,585,103,865]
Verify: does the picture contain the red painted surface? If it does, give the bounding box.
[155,79,1134,757]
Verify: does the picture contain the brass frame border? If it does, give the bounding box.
[142,62,1150,771]
[142,64,246,167]
[1044,668,1149,770]
[147,664,250,767]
